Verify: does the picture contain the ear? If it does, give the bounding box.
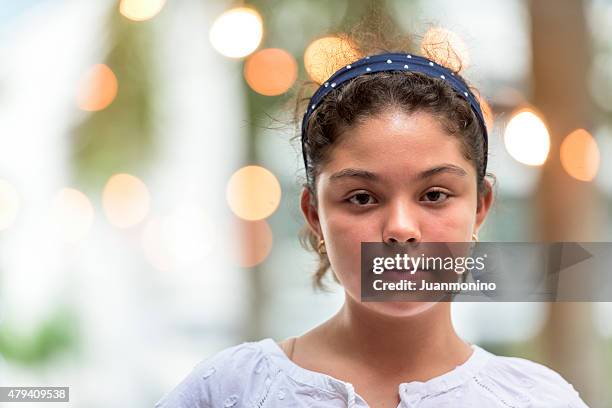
[474,179,494,234]
[300,187,322,238]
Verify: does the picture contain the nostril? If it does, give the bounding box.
[386,237,417,245]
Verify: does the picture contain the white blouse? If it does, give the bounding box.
[155,338,589,407]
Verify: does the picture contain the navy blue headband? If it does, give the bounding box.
[301,52,488,183]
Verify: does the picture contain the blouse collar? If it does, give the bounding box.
[258,337,492,401]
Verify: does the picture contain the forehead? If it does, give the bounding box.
[325,110,471,177]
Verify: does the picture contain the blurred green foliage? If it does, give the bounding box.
[0,305,79,365]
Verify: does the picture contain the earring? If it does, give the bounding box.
[472,233,479,242]
[317,239,327,254]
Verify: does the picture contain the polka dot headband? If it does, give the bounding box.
[301,52,489,184]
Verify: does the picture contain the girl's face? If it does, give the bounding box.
[302,109,493,317]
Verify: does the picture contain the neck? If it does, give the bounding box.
[322,294,472,381]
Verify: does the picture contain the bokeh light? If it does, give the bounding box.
[49,188,94,243]
[236,218,273,268]
[77,64,118,112]
[226,165,281,221]
[0,179,20,231]
[244,48,298,96]
[560,128,600,182]
[210,7,263,58]
[103,173,150,228]
[504,109,550,166]
[304,36,360,84]
[421,27,470,73]
[119,0,166,22]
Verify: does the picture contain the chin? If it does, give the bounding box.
[362,300,441,318]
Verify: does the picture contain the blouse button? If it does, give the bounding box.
[277,389,286,400]
[223,395,239,407]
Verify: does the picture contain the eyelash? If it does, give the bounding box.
[346,192,377,206]
[346,189,452,207]
[422,188,452,203]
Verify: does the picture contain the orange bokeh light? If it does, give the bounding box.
[77,64,118,112]
[304,36,361,84]
[103,173,150,228]
[244,48,298,96]
[226,165,281,221]
[560,128,600,182]
[236,218,273,268]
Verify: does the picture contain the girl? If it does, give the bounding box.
[156,35,590,408]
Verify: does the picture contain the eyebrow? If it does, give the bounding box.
[328,164,468,183]
[417,164,469,180]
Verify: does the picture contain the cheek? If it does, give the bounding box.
[323,210,371,242]
[318,196,376,246]
[319,206,372,292]
[424,199,477,239]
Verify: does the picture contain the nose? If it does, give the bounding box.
[382,199,421,245]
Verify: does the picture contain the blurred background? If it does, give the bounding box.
[0,0,611,406]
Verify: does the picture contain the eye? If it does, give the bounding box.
[347,192,377,206]
[421,188,451,203]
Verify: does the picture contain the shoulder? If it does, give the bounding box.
[155,339,275,408]
[477,347,590,408]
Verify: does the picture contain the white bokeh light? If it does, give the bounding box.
[504,110,550,166]
[209,7,263,58]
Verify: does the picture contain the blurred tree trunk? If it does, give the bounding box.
[530,0,604,405]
